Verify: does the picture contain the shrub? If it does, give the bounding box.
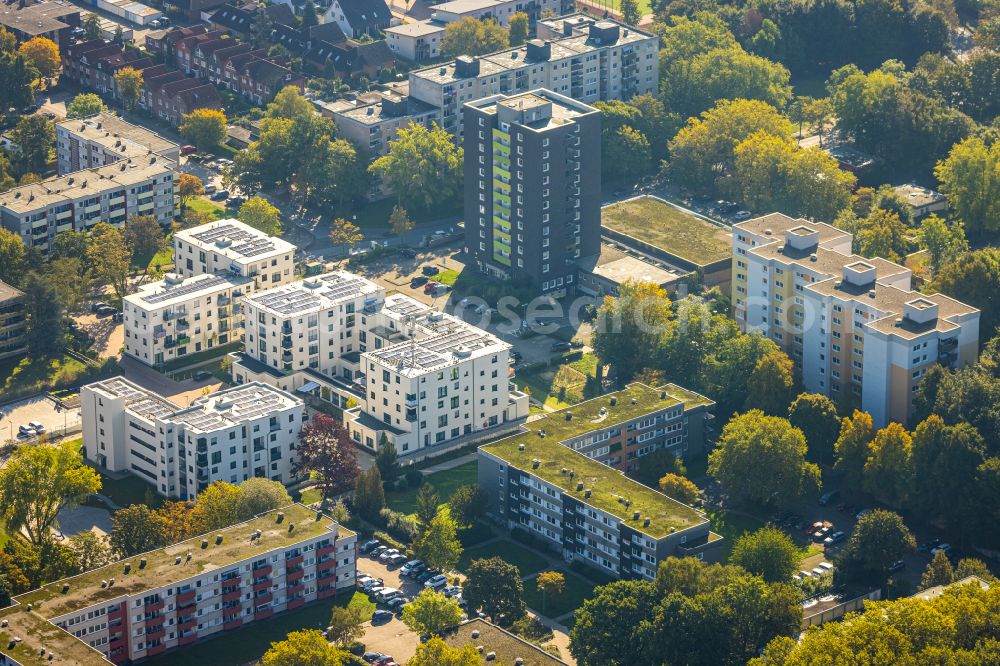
[406,469,424,487]
[378,508,420,544]
[373,531,408,553]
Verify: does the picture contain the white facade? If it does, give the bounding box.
[123,273,249,366]
[81,378,305,499]
[0,155,177,253]
[56,113,179,174]
[172,219,297,287]
[232,270,529,456]
[732,214,980,426]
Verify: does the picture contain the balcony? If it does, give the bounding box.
[223,618,242,631]
[178,633,198,646]
[287,568,304,583]
[144,599,164,613]
[285,554,304,567]
[223,588,242,603]
[217,294,231,306]
[177,589,196,605]
[287,581,305,595]
[255,592,273,605]
[252,580,271,593]
[176,318,190,331]
[317,543,336,557]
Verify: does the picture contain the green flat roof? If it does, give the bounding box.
[481,383,711,539]
[0,504,352,665]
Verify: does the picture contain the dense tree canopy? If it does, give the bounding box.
[369,122,462,211]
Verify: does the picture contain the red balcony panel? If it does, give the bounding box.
[177,590,196,604]
[287,598,305,610]
[253,580,271,593]
[108,604,125,620]
[254,608,273,621]
[145,599,165,612]
[317,558,336,573]
[317,587,337,600]
[109,650,130,665]
[223,589,242,603]
[178,633,198,646]
[256,592,272,605]
[146,627,165,642]
[317,544,336,557]
[223,619,242,631]
[252,564,272,577]
[109,637,127,652]
[146,643,166,657]
[286,568,304,583]
[178,617,197,631]
[285,554,304,567]
[222,581,241,593]
[287,582,304,595]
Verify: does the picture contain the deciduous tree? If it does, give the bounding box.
[326,605,365,647]
[369,122,462,211]
[10,114,54,176]
[109,504,167,557]
[620,0,641,25]
[932,248,1000,351]
[21,270,65,355]
[535,571,565,614]
[266,85,314,119]
[114,66,143,113]
[261,629,350,666]
[86,222,132,300]
[862,422,913,506]
[658,473,699,505]
[353,466,384,520]
[730,527,799,583]
[441,17,508,57]
[448,484,486,528]
[508,12,529,45]
[18,37,59,81]
[592,280,673,382]
[416,511,462,572]
[0,229,24,285]
[177,173,204,210]
[409,637,480,666]
[68,531,113,571]
[180,108,227,150]
[125,214,167,269]
[295,414,360,498]
[787,393,840,465]
[919,550,954,589]
[709,410,821,508]
[463,556,525,625]
[745,351,794,416]
[934,137,1000,236]
[415,483,440,534]
[329,217,363,251]
[66,93,107,118]
[834,410,875,492]
[402,588,464,634]
[389,204,414,236]
[238,196,282,236]
[918,214,967,274]
[841,509,915,581]
[374,434,399,484]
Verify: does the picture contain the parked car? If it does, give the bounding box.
[424,574,448,590]
[416,570,435,583]
[17,425,36,438]
[421,265,439,276]
[226,195,246,208]
[362,653,385,664]
[443,585,462,598]
[385,597,407,612]
[203,184,217,195]
[422,281,439,294]
[550,341,571,352]
[510,350,523,363]
[888,560,906,573]
[28,421,44,433]
[931,543,952,557]
[360,539,380,553]
[378,548,400,563]
[824,531,845,545]
[399,248,417,258]
[855,508,872,521]
[210,189,230,201]
[371,610,394,623]
[91,302,112,313]
[734,210,752,221]
[371,545,389,558]
[918,538,941,553]
[410,276,429,288]
[375,588,402,604]
[400,560,424,577]
[819,489,840,506]
[373,657,396,666]
[192,370,211,381]
[387,553,407,566]
[180,145,197,155]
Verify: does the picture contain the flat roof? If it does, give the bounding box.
[125,272,248,310]
[470,90,596,130]
[175,219,296,264]
[1,504,350,665]
[244,270,381,317]
[385,19,445,37]
[481,383,712,539]
[734,213,851,247]
[84,376,178,420]
[0,0,78,36]
[410,17,655,85]
[0,156,175,214]
[602,197,731,267]
[57,113,177,160]
[893,183,946,208]
[167,382,301,431]
[589,254,681,286]
[430,0,503,13]
[441,619,568,665]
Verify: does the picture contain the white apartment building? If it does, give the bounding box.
[232,270,528,457]
[122,220,295,367]
[172,219,297,287]
[81,377,305,499]
[123,273,249,366]
[0,504,355,666]
[56,112,180,174]
[0,155,177,253]
[732,213,980,426]
[333,15,657,159]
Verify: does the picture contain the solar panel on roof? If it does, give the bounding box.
[141,275,229,304]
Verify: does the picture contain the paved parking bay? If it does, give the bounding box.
[0,395,81,443]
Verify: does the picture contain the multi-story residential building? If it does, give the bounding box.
[331,14,656,159]
[732,213,980,426]
[173,219,297,287]
[81,377,305,499]
[385,0,567,62]
[463,89,600,295]
[319,91,438,160]
[0,155,177,253]
[56,113,180,174]
[0,0,80,49]
[123,273,249,366]
[478,383,723,580]
[123,219,296,366]
[231,270,529,457]
[0,503,355,665]
[0,280,28,361]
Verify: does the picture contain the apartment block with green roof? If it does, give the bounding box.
[478,383,723,581]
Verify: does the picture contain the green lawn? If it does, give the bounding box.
[185,198,227,220]
[602,196,732,267]
[435,268,460,285]
[706,509,766,558]
[579,0,651,16]
[514,357,594,409]
[458,540,550,577]
[385,461,478,514]
[338,198,461,229]
[297,486,323,506]
[523,570,597,619]
[146,243,174,274]
[163,341,242,373]
[0,354,93,401]
[146,592,369,666]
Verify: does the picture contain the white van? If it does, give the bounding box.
[375,588,402,604]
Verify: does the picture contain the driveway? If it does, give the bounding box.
[361,616,419,664]
[56,505,113,538]
[75,313,124,359]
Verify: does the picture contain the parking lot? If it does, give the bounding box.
[0,395,81,444]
